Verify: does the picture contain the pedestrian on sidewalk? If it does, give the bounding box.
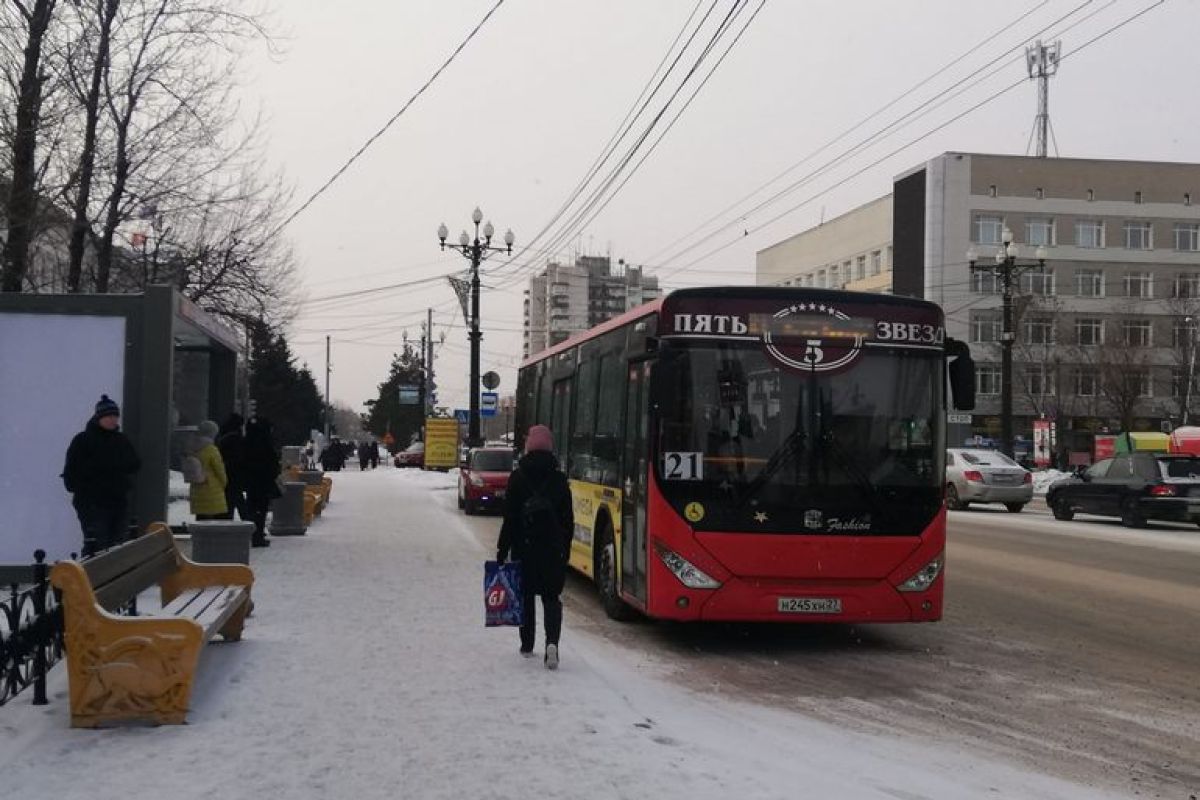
[216,413,248,521]
[496,424,574,670]
[61,394,141,557]
[187,420,228,521]
[243,418,281,547]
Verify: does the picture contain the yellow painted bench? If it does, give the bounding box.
[49,523,253,728]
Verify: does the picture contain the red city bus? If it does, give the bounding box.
[514,287,975,623]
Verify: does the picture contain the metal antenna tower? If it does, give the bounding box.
[1025,40,1061,158]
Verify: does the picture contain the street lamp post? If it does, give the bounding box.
[1184,315,1198,426]
[968,227,1047,459]
[438,208,514,447]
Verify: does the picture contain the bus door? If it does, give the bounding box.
[620,360,651,604]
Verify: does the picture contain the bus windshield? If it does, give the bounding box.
[656,341,943,535]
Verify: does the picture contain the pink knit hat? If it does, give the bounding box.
[525,424,554,454]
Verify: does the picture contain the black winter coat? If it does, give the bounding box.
[216,430,247,488]
[243,424,282,499]
[496,450,574,595]
[62,420,141,507]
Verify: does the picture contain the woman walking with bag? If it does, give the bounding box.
[496,425,574,669]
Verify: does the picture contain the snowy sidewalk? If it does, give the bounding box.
[0,468,1120,799]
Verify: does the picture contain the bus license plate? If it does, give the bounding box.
[777,597,841,614]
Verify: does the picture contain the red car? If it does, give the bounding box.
[458,447,515,514]
[393,441,424,468]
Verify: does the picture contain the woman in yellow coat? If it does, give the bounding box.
[188,420,229,519]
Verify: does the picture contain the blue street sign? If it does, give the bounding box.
[481,392,499,418]
[453,409,469,423]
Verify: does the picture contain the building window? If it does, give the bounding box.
[976,366,1001,396]
[817,269,826,288]
[1124,221,1153,250]
[1174,272,1200,298]
[1172,368,1195,398]
[971,271,1000,294]
[1174,319,1195,348]
[870,250,882,276]
[1023,316,1055,345]
[842,261,852,285]
[855,255,866,281]
[1134,191,1143,204]
[1134,369,1153,398]
[1026,365,1055,396]
[1124,272,1154,299]
[830,265,841,288]
[1076,219,1104,248]
[1087,189,1095,202]
[1076,318,1103,347]
[1075,368,1098,397]
[1122,319,1152,347]
[970,312,1001,343]
[974,214,1003,244]
[1021,267,1056,296]
[1186,193,1192,207]
[1174,223,1200,252]
[1075,268,1104,297]
[1025,217,1054,246]
[988,184,997,198]
[1036,187,1044,200]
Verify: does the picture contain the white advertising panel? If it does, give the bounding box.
[0,313,126,563]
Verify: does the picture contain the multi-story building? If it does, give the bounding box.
[523,255,661,358]
[756,152,1200,463]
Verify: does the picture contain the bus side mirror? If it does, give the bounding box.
[945,338,976,411]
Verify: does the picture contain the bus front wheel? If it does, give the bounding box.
[595,522,635,622]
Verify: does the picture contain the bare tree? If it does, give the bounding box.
[63,0,119,291]
[1,0,62,292]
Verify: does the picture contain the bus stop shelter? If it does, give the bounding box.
[0,285,242,562]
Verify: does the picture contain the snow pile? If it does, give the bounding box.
[1032,469,1074,495]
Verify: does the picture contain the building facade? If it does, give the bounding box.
[756,152,1200,463]
[523,255,661,358]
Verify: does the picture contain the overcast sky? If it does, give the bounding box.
[239,0,1200,415]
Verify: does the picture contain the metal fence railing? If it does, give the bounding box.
[0,551,63,708]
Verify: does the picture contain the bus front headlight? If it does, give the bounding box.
[897,553,943,592]
[655,544,721,590]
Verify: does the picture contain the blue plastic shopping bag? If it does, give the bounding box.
[484,560,524,627]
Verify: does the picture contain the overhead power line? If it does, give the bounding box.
[268,0,507,239]
[651,0,1103,276]
[653,0,1163,282]
[487,0,760,289]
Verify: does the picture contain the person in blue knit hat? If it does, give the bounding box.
[61,395,141,557]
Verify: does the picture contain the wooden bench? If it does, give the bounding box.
[49,522,253,728]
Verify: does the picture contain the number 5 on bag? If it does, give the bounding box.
[483,561,523,627]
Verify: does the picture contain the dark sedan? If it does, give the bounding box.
[1046,452,1200,528]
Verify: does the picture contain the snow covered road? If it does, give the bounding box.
[0,468,1129,799]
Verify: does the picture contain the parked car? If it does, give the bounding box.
[393,441,424,468]
[457,446,515,515]
[945,448,1033,513]
[1045,452,1200,528]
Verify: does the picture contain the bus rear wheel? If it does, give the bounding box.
[595,522,635,622]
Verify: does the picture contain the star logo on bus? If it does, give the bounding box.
[753,511,769,523]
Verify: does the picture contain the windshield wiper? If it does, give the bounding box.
[817,431,889,522]
[735,426,806,507]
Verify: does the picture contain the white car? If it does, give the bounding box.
[945,448,1033,513]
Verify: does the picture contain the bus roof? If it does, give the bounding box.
[520,297,665,369]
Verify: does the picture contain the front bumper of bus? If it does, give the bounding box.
[645,532,945,623]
